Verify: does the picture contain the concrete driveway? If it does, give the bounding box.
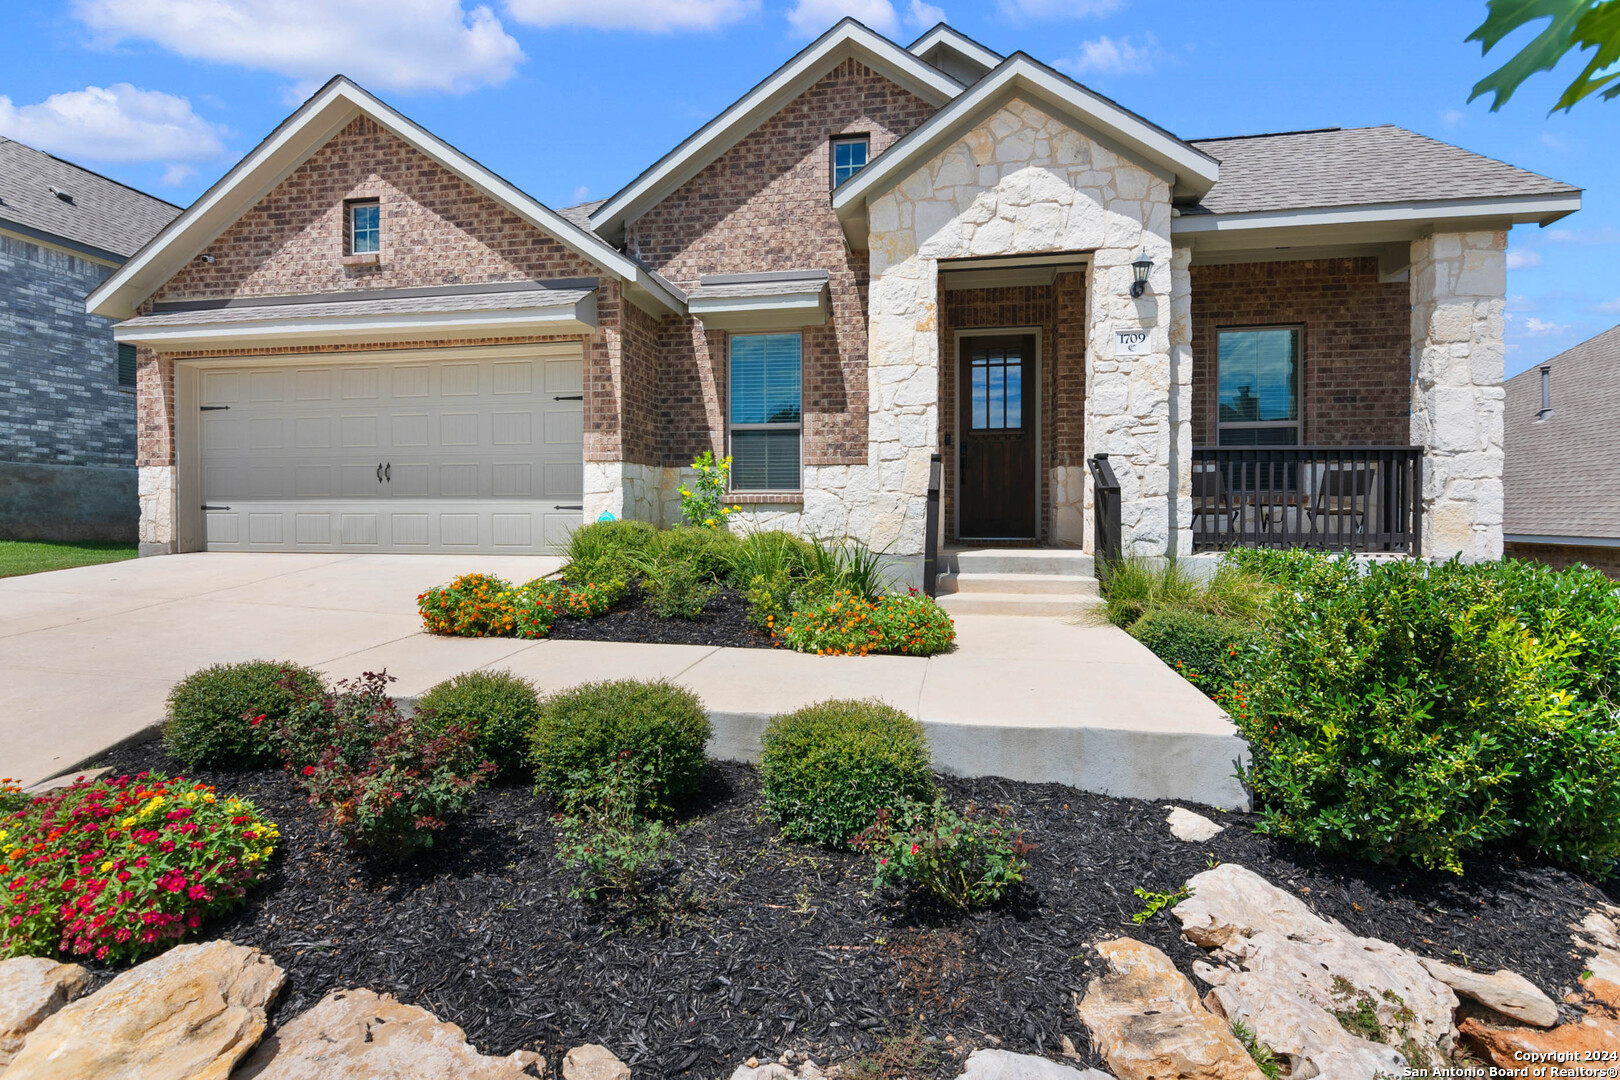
[0,552,1246,808]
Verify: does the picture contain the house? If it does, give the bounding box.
[1504,324,1620,578]
[87,20,1580,580]
[2,139,179,541]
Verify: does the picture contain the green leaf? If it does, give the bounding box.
[1557,1,1620,107]
[1467,0,1593,109]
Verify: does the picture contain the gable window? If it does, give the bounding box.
[347,199,380,255]
[1216,326,1300,446]
[117,343,137,389]
[831,136,869,188]
[729,333,802,490]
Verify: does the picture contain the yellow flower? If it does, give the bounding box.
[203,793,215,803]
[120,817,136,829]
[245,853,260,863]
[99,861,113,872]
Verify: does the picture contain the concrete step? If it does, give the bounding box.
[950,548,1095,576]
[936,571,1100,596]
[936,590,1106,617]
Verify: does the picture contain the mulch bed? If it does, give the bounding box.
[545,584,774,650]
[85,739,1615,1079]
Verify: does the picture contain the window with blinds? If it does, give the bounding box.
[117,343,137,388]
[729,333,802,491]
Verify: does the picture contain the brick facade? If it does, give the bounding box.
[1189,257,1410,447]
[1505,541,1620,579]
[626,58,938,470]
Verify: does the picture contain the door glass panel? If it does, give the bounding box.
[969,346,1023,430]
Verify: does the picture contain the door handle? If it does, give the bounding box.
[377,463,383,483]
[384,463,391,482]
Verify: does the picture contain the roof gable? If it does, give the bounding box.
[908,24,1001,84]
[0,138,178,262]
[588,18,963,243]
[87,77,679,320]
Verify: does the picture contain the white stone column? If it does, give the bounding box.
[1409,230,1506,561]
[583,462,666,527]
[137,464,176,557]
[1167,244,1194,557]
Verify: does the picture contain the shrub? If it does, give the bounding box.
[868,592,956,656]
[529,679,712,817]
[639,559,716,620]
[553,752,674,901]
[1239,557,1591,874]
[652,526,741,583]
[744,569,797,630]
[1101,556,1268,631]
[1129,608,1262,701]
[759,699,937,846]
[853,796,1033,910]
[729,529,812,589]
[163,660,325,770]
[417,574,625,640]
[417,573,516,636]
[0,779,23,817]
[677,451,741,529]
[282,672,494,855]
[772,589,884,656]
[806,537,893,601]
[563,519,657,582]
[418,670,540,781]
[0,774,277,962]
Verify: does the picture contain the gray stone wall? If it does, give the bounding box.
[0,233,133,469]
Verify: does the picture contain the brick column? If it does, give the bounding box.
[135,348,177,556]
[1409,230,1506,561]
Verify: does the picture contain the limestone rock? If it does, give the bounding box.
[1460,976,1620,1069]
[1164,806,1223,843]
[236,988,541,1079]
[1419,957,1558,1028]
[1172,863,1343,949]
[1077,937,1267,1080]
[564,1043,631,1080]
[0,956,90,1066]
[728,1062,823,1080]
[953,1048,1112,1080]
[1572,907,1620,985]
[1198,962,1407,1080]
[4,939,283,1080]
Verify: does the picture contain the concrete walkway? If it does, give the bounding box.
[0,553,1247,807]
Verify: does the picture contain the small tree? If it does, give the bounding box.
[1469,0,1620,112]
[677,451,740,529]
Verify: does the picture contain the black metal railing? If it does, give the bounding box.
[1087,453,1122,573]
[1191,446,1423,555]
[922,453,942,598]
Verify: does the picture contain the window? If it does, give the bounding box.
[348,200,380,255]
[970,346,1023,430]
[831,136,869,188]
[729,333,801,490]
[116,343,137,389]
[1217,327,1300,446]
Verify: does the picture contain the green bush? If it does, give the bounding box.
[163,660,325,769]
[853,795,1032,910]
[806,537,893,601]
[417,670,540,781]
[640,559,716,619]
[562,519,657,582]
[729,529,812,588]
[528,679,712,817]
[1101,556,1268,631]
[554,753,675,901]
[1129,608,1262,700]
[1240,556,1620,874]
[651,526,741,583]
[759,699,937,846]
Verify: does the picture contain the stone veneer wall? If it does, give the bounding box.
[867,97,1178,559]
[1409,231,1507,561]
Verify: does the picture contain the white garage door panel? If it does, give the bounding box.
[200,354,583,554]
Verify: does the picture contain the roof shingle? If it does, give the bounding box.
[0,138,179,259]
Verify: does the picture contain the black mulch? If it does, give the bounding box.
[85,740,1615,1079]
[546,584,774,650]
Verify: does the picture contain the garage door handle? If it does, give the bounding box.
[376,463,383,483]
[199,405,230,412]
[553,394,583,401]
[202,504,231,511]
[554,504,583,510]
[384,463,391,482]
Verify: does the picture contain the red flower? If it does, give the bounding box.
[302,766,315,776]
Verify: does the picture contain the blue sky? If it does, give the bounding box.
[2,0,1612,375]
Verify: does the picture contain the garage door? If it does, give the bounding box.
[197,352,584,553]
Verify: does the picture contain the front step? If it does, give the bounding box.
[936,590,1104,617]
[936,548,1102,617]
[935,571,1099,596]
[950,548,1095,576]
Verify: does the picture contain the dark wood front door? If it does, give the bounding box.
[958,334,1037,538]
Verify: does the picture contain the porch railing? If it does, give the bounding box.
[1190,446,1423,556]
[1087,453,1122,571]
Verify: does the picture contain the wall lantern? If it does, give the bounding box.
[1130,254,1153,298]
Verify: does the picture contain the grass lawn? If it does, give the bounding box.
[0,539,138,578]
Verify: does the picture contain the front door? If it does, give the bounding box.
[958,333,1037,538]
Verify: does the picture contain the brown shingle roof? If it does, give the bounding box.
[1186,125,1579,216]
[1504,324,1620,541]
[0,137,179,259]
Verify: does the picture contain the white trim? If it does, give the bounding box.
[688,288,829,331]
[1172,192,1582,236]
[113,293,597,350]
[953,326,1042,541]
[907,24,1002,74]
[1504,533,1620,549]
[833,53,1219,228]
[726,330,805,494]
[588,19,962,241]
[86,78,681,321]
[170,340,584,368]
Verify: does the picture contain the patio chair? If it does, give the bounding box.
[1306,460,1376,539]
[1191,461,1238,542]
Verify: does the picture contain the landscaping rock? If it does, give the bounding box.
[235,988,542,1079]
[1172,863,1344,949]
[1419,957,1559,1028]
[727,1061,824,1080]
[1459,976,1620,1070]
[1164,806,1223,843]
[1573,906,1620,985]
[0,957,90,1067]
[952,1048,1112,1080]
[1197,961,1406,1079]
[564,1043,631,1080]
[3,939,283,1080]
[1077,937,1267,1080]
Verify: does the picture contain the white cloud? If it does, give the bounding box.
[1520,316,1569,336]
[74,0,524,97]
[1438,108,1464,128]
[1505,250,1542,270]
[1063,33,1156,77]
[1545,226,1620,245]
[504,0,757,31]
[571,185,591,202]
[999,0,1119,19]
[906,0,945,27]
[1594,298,1620,315]
[786,0,898,36]
[0,84,225,165]
[160,163,196,185]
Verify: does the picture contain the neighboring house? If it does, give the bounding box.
[1,138,179,541]
[1504,325,1620,578]
[88,20,1580,578]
